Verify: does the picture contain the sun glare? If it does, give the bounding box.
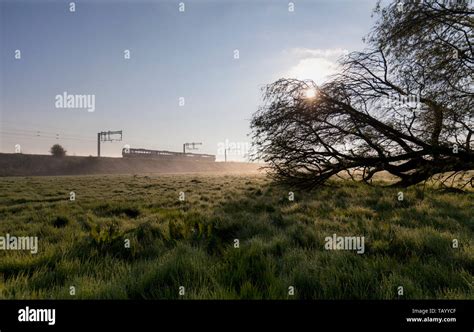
[304,88,317,99]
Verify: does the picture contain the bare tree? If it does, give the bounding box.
[251,0,473,188]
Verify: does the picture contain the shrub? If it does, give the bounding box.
[50,144,66,157]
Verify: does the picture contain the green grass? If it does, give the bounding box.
[0,174,472,299]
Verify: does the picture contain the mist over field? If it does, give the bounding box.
[0,153,261,177]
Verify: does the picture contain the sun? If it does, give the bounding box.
[304,87,317,99]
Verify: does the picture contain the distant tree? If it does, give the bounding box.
[251,0,473,188]
[50,144,67,157]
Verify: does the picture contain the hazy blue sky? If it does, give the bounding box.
[0,0,376,160]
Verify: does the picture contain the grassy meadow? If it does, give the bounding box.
[0,173,472,299]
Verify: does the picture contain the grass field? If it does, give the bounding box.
[0,174,472,299]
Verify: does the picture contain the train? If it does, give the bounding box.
[122,148,215,162]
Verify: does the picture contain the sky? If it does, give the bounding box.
[0,0,377,160]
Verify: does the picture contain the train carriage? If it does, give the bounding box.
[122,148,215,162]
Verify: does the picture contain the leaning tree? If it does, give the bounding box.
[251,0,473,188]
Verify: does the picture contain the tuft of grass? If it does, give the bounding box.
[52,216,69,228]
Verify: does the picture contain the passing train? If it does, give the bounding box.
[122,148,216,162]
